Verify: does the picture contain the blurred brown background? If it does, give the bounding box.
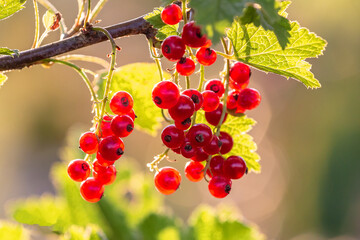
[0,0,359,239]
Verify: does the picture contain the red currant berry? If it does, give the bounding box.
[174,117,192,130]
[201,90,220,112]
[182,89,203,111]
[154,167,181,195]
[226,90,240,110]
[168,95,195,122]
[126,109,136,121]
[208,176,232,198]
[180,141,197,158]
[93,164,117,185]
[79,132,98,154]
[161,4,182,25]
[229,78,249,90]
[237,88,261,110]
[187,123,212,147]
[204,79,224,97]
[152,81,180,109]
[67,160,90,182]
[207,155,225,177]
[93,159,108,173]
[176,57,195,76]
[99,115,113,138]
[80,177,105,202]
[161,36,186,61]
[161,125,184,149]
[98,136,124,161]
[205,103,228,126]
[229,62,251,85]
[96,152,116,166]
[203,135,222,155]
[219,131,233,155]
[181,21,207,48]
[110,91,134,115]
[223,156,247,179]
[111,115,134,138]
[185,161,204,182]
[191,148,209,162]
[196,47,217,66]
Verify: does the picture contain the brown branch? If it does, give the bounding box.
[0,16,157,72]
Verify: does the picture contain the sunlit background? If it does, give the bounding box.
[0,0,359,239]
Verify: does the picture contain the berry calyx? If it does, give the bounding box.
[185,161,204,182]
[219,131,233,155]
[176,57,195,76]
[182,89,203,111]
[205,103,228,126]
[226,90,240,110]
[98,136,124,161]
[205,79,225,97]
[79,132,98,154]
[229,62,251,85]
[208,176,232,198]
[187,123,212,147]
[109,91,134,115]
[201,90,220,112]
[223,156,247,180]
[161,125,184,149]
[174,117,192,130]
[67,160,91,182]
[111,115,134,138]
[161,36,186,61]
[161,4,182,25]
[180,141,197,158]
[80,177,105,203]
[152,81,180,109]
[196,47,217,66]
[237,88,261,110]
[168,95,195,122]
[181,21,207,48]
[93,164,117,185]
[154,167,181,195]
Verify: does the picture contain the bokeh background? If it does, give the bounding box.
[0,0,359,239]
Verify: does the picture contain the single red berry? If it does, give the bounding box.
[110,91,134,115]
[96,152,116,167]
[203,135,222,155]
[219,131,233,155]
[99,115,113,138]
[111,115,134,138]
[67,160,91,182]
[154,167,181,195]
[207,155,225,177]
[176,57,195,76]
[93,159,108,173]
[191,148,209,162]
[229,78,249,90]
[126,109,136,121]
[161,4,182,25]
[174,117,192,130]
[196,47,217,66]
[205,79,224,97]
[205,103,228,126]
[161,36,186,61]
[168,95,195,122]
[182,89,203,111]
[223,156,247,179]
[226,90,240,110]
[80,177,104,202]
[187,123,212,147]
[185,161,204,182]
[93,164,117,185]
[208,176,232,198]
[180,141,197,158]
[79,132,98,154]
[181,21,207,48]
[201,90,220,112]
[161,125,184,149]
[98,136,124,161]
[237,88,261,110]
[229,62,251,85]
[152,81,180,109]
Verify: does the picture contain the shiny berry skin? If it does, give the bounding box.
[201,90,220,112]
[161,36,186,61]
[229,78,249,90]
[207,155,225,177]
[226,90,240,110]
[180,141,197,158]
[96,152,116,167]
[229,62,251,85]
[93,159,108,172]
[237,88,261,110]
[191,148,209,162]
[152,81,180,109]
[99,115,113,138]
[196,47,217,66]
[187,123,212,147]
[80,177,105,202]
[98,136,124,161]
[111,115,134,138]
[205,79,224,97]
[93,164,117,185]
[161,4,182,25]
[168,95,195,122]
[110,91,134,115]
[203,135,222,155]
[223,156,247,179]
[126,109,136,121]
[208,176,232,198]
[154,167,181,195]
[67,160,91,182]
[79,132,98,154]
[176,57,195,76]
[174,117,192,130]
[205,103,228,126]
[219,131,233,155]
[185,161,204,182]
[182,89,203,111]
[161,125,184,149]
[181,21,207,48]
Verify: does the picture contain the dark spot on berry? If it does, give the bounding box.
[81,163,89,171]
[195,134,204,143]
[164,135,172,142]
[164,45,171,54]
[126,124,133,132]
[217,140,223,148]
[233,93,239,101]
[245,167,248,174]
[225,184,231,194]
[179,57,186,64]
[184,144,192,152]
[117,148,124,155]
[210,84,219,93]
[249,69,252,78]
[182,118,191,125]
[121,97,129,106]
[205,48,212,56]
[191,94,199,104]
[196,29,203,38]
[134,114,138,118]
[154,96,162,105]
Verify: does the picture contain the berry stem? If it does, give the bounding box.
[55,54,109,69]
[31,0,40,49]
[83,0,92,29]
[186,76,190,89]
[202,155,212,183]
[198,64,205,91]
[215,51,234,60]
[182,0,187,24]
[148,39,164,81]
[89,0,109,22]
[174,71,179,86]
[37,30,50,48]
[147,148,170,172]
[161,109,174,123]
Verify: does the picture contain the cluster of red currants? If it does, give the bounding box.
[67,91,135,202]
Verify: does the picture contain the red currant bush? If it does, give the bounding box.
[154,167,181,195]
[161,4,182,25]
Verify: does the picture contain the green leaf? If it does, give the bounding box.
[0,72,8,88]
[0,47,19,57]
[0,0,26,20]
[97,63,169,136]
[0,221,29,240]
[156,24,179,41]
[144,7,179,41]
[61,225,108,240]
[138,213,180,240]
[227,2,327,89]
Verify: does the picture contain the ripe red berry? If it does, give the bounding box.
[93,159,108,172]
[208,176,232,198]
[161,4,182,25]
[187,123,212,147]
[67,160,91,182]
[219,131,233,155]
[205,103,228,126]
[182,89,203,111]
[126,109,136,121]
[196,47,217,66]
[80,177,105,202]
[226,90,240,110]
[191,147,209,162]
[93,165,117,185]
[203,135,222,155]
[237,88,261,110]
[98,136,124,161]
[229,62,251,85]
[161,125,184,149]
[205,79,224,97]
[223,156,247,180]
[176,57,195,76]
[99,115,113,138]
[154,167,181,195]
[174,117,192,130]
[79,132,98,154]
[180,141,197,158]
[181,21,207,48]
[201,90,220,112]
[152,81,180,109]
[110,91,134,115]
[111,115,134,138]
[161,36,186,61]
[229,78,249,90]
[185,161,204,182]
[168,95,195,122]
[207,155,225,177]
[96,152,116,166]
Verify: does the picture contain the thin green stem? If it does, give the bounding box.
[55,54,109,68]
[174,71,179,86]
[202,155,212,183]
[215,51,234,60]
[186,76,190,89]
[148,39,164,81]
[32,0,40,49]
[147,148,170,172]
[198,65,205,91]
[36,30,49,48]
[83,0,91,28]
[161,109,174,123]
[37,0,67,35]
[89,0,109,22]
[182,0,187,24]
[75,0,85,28]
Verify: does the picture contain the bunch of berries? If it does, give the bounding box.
[67,91,135,202]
